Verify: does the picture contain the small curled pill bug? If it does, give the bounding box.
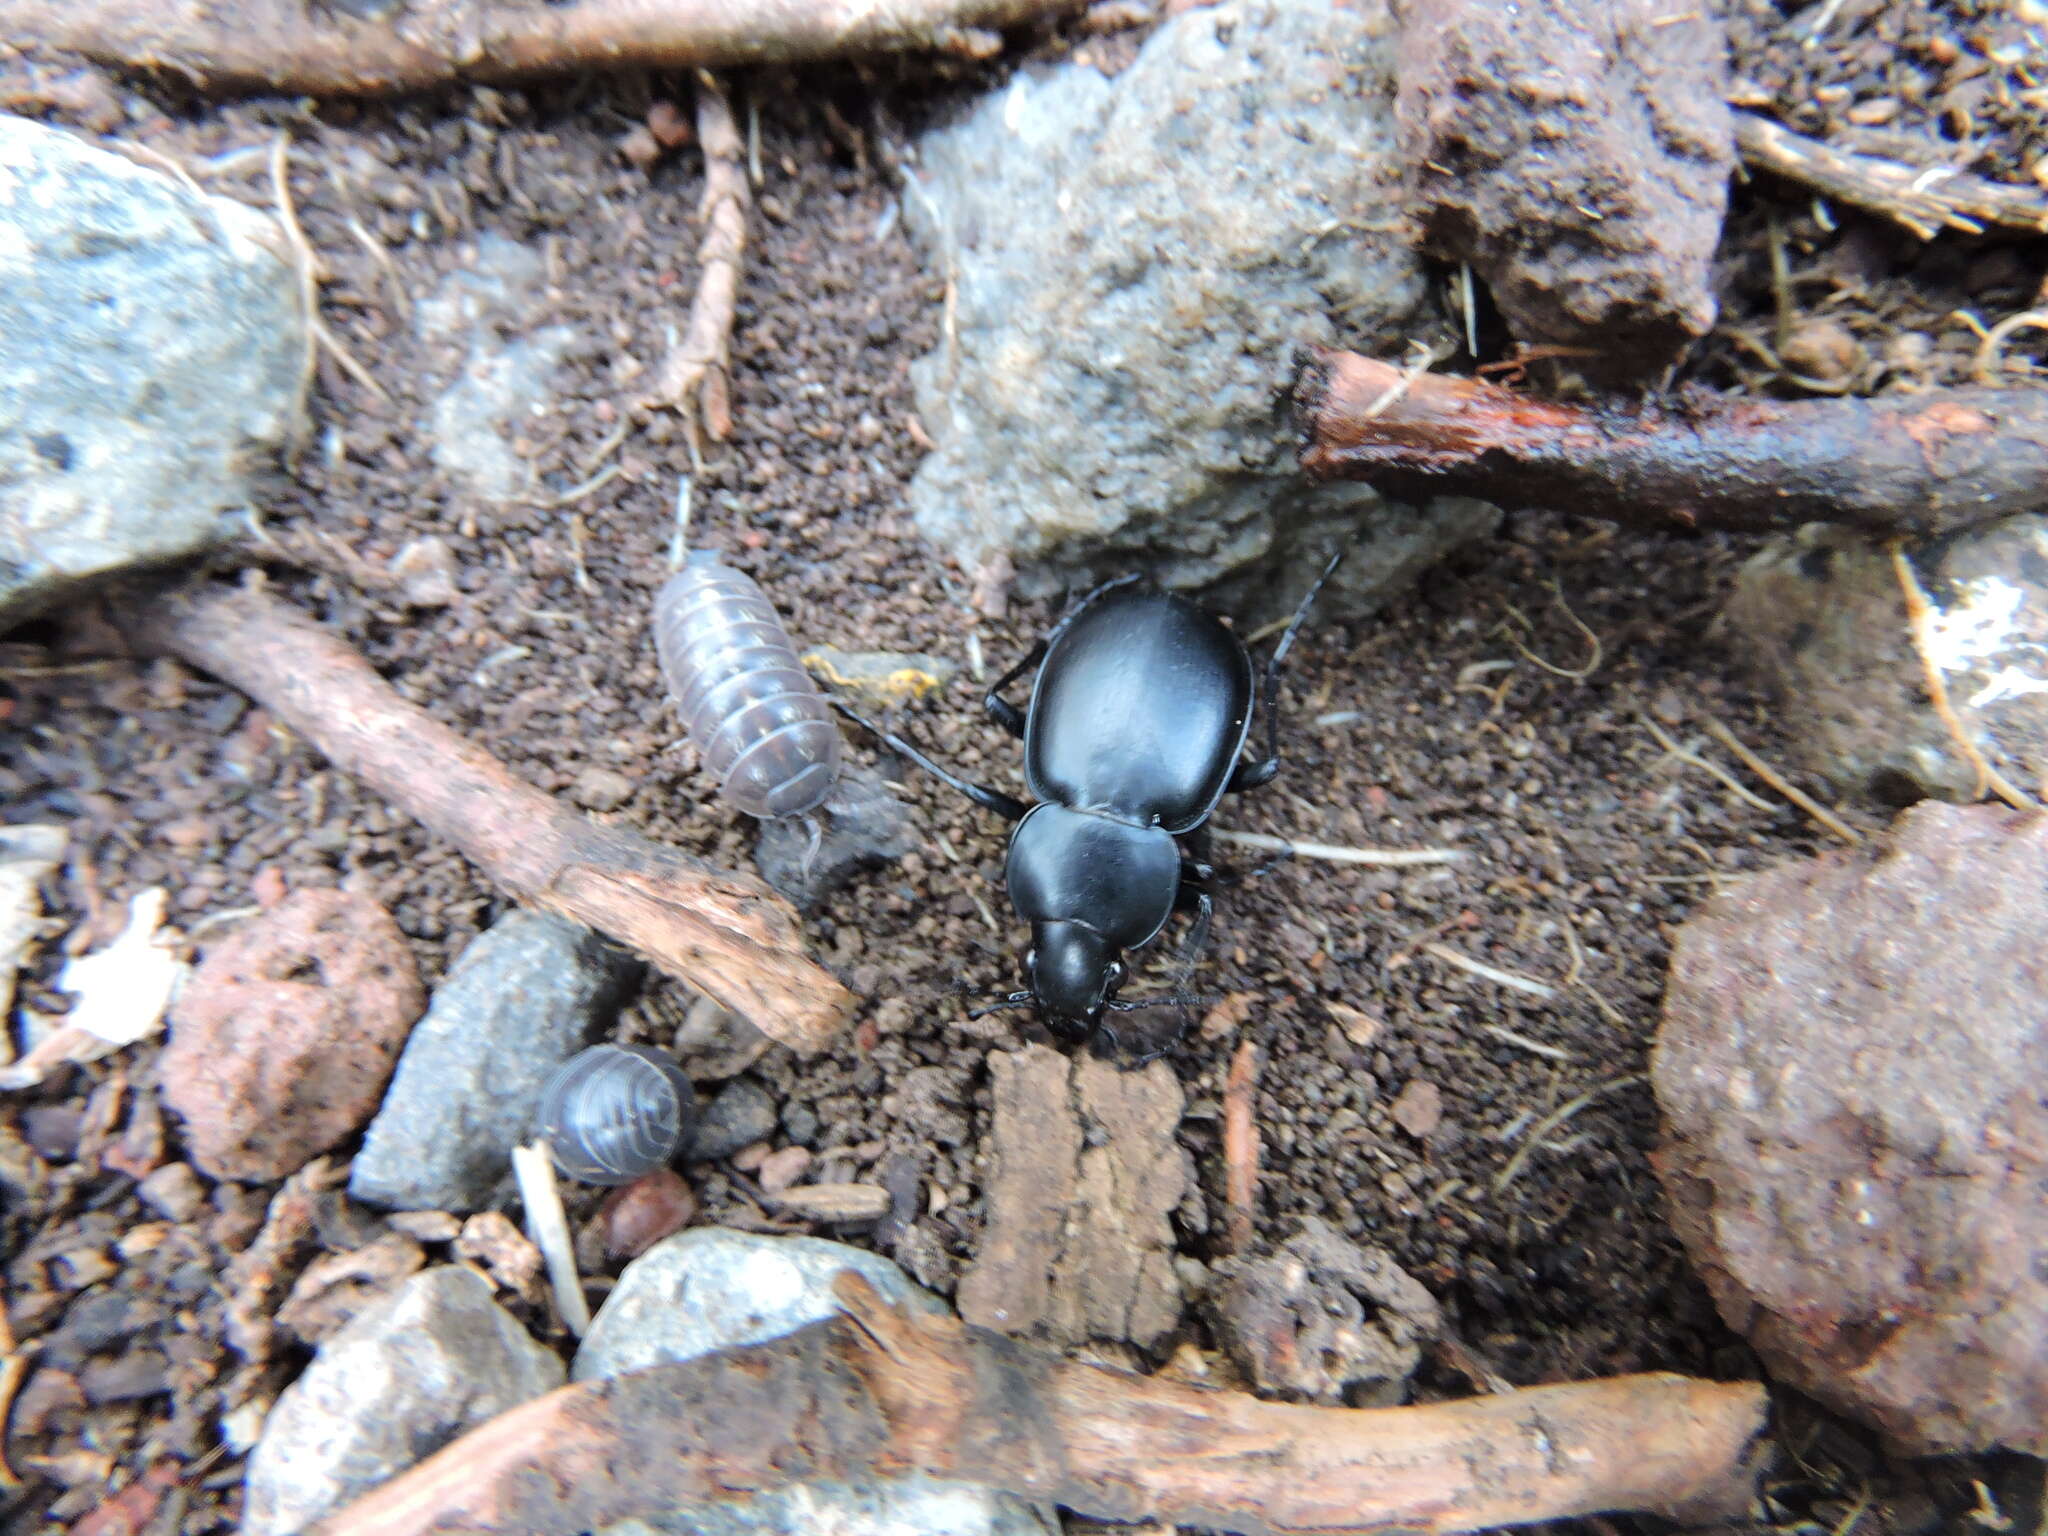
[653,549,844,819]
[535,1044,695,1186]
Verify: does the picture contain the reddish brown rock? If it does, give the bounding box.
[600,1170,697,1261]
[1654,802,2048,1455]
[162,888,425,1182]
[1393,0,1733,378]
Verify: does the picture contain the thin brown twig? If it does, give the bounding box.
[1698,717,1861,844]
[9,0,1086,97]
[1734,112,2048,240]
[1222,1037,1260,1255]
[117,576,853,1051]
[1887,543,2040,811]
[647,73,749,447]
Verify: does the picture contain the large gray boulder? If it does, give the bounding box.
[575,1229,1058,1536]
[0,114,306,630]
[351,909,640,1212]
[903,0,1497,621]
[242,1266,564,1536]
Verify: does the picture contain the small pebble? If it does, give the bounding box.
[771,1183,891,1223]
[1389,1079,1443,1140]
[136,1162,207,1222]
[600,1169,697,1260]
[757,1146,813,1194]
[80,1347,171,1404]
[1778,318,1865,389]
[729,1142,770,1172]
[781,1101,820,1146]
[22,1103,82,1161]
[687,1079,777,1163]
[385,1210,462,1243]
[569,767,635,813]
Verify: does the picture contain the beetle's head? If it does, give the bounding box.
[1027,922,1125,1040]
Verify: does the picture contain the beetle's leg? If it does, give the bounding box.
[830,700,1028,821]
[983,639,1046,739]
[1228,549,1345,794]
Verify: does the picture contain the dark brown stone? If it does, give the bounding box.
[1393,0,1734,378]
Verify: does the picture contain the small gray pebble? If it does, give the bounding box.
[686,1079,777,1163]
[780,1101,820,1147]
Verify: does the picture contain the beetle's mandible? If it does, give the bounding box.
[844,555,1339,1056]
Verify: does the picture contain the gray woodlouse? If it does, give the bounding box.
[535,1043,695,1185]
[653,549,843,818]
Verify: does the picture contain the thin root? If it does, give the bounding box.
[1888,543,2039,811]
[1698,716,1860,844]
[1422,942,1557,1000]
[268,134,321,406]
[1973,308,2048,385]
[1501,579,1602,680]
[1641,718,1777,812]
[1212,829,1464,867]
[1492,1074,1646,1193]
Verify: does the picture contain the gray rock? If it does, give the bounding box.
[753,760,917,910]
[242,1266,564,1536]
[902,0,1498,623]
[685,1077,777,1162]
[351,910,639,1212]
[0,114,306,630]
[575,1229,1056,1536]
[416,232,576,503]
[1722,517,2048,805]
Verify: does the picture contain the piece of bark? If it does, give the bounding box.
[314,1270,1770,1536]
[7,0,1079,97]
[119,577,851,1053]
[1735,113,2048,242]
[1392,0,1733,379]
[647,75,746,443]
[956,1045,1184,1349]
[1297,347,2048,541]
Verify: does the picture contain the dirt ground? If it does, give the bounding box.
[3,3,2046,1531]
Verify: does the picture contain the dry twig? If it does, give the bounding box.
[1697,716,1861,844]
[1734,112,2048,241]
[511,1141,590,1336]
[316,1270,1769,1536]
[118,577,853,1051]
[1297,347,2048,541]
[9,0,1081,96]
[1887,544,2040,812]
[1222,1036,1260,1255]
[647,74,747,446]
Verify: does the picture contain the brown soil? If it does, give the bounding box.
[2,5,2044,1532]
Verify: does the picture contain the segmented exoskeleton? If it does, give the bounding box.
[652,550,843,818]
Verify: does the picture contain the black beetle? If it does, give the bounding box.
[842,555,1338,1054]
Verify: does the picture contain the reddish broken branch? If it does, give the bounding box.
[6,0,1083,97]
[317,1272,1769,1536]
[1298,347,2048,541]
[123,577,852,1053]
